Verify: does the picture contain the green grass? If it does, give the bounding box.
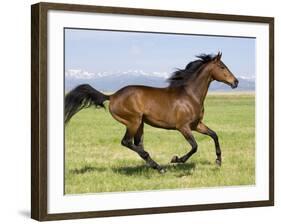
[65,93,255,194]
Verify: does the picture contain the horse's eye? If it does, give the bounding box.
[220,66,225,69]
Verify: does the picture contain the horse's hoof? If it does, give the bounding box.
[216,159,222,166]
[171,155,179,163]
[158,168,166,174]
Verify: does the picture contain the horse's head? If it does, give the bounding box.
[209,52,239,89]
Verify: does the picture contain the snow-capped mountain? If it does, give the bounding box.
[65,69,170,79]
[65,69,255,92]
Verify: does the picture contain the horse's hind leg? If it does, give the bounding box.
[171,126,198,163]
[134,121,144,146]
[121,122,165,173]
[195,122,222,166]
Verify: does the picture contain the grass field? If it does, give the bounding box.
[65,93,255,194]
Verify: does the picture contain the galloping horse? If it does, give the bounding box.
[65,52,239,173]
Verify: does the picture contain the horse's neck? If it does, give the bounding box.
[185,66,212,106]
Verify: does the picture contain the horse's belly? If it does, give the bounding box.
[143,114,176,130]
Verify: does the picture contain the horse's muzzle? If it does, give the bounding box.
[231,79,239,89]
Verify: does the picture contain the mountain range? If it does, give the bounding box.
[65,69,255,92]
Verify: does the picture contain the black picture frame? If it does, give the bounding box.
[31,2,274,221]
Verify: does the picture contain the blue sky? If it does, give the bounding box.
[65,28,256,78]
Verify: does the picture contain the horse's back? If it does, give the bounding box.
[110,85,167,103]
[113,85,165,95]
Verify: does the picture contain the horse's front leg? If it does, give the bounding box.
[195,122,222,166]
[171,126,198,163]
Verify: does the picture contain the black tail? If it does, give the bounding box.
[65,84,110,123]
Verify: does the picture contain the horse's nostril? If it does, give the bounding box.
[231,79,239,89]
[234,79,239,87]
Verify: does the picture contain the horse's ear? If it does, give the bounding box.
[214,52,222,62]
[219,52,222,59]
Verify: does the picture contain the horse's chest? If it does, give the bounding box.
[199,107,205,119]
[190,107,204,128]
[192,105,204,118]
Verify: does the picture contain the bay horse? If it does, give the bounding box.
[65,52,239,173]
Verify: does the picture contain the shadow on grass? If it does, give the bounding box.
[70,162,197,176]
[112,162,196,176]
[170,162,196,177]
[70,165,107,174]
[198,160,212,165]
[112,164,151,176]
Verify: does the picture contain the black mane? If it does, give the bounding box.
[167,54,215,87]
